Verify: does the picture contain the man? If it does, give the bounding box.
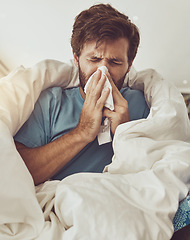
[14,4,149,185]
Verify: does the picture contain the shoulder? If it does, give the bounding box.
[39,87,79,101]
[37,87,80,115]
[120,87,150,120]
[120,87,145,102]
[39,87,63,103]
[37,86,69,110]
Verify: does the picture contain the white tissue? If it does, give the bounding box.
[84,66,114,145]
[84,66,114,111]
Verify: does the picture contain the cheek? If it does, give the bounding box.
[80,61,99,78]
[110,67,126,82]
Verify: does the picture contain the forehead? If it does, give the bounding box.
[81,38,129,60]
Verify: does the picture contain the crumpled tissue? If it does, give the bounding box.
[84,66,114,145]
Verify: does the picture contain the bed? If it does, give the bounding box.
[0,59,190,240]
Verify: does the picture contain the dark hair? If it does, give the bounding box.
[71,4,140,65]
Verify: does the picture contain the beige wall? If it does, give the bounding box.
[0,0,189,90]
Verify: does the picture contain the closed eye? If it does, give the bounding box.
[109,59,123,65]
[87,57,123,65]
[88,57,102,62]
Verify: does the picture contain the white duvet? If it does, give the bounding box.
[0,59,190,240]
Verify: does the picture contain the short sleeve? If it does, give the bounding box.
[121,87,150,121]
[14,87,61,147]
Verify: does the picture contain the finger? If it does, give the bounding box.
[105,71,124,104]
[89,74,107,102]
[85,74,107,111]
[95,74,107,95]
[86,69,101,95]
[91,69,102,90]
[103,107,114,119]
[95,87,110,110]
[104,70,115,89]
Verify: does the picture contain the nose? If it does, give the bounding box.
[97,60,110,72]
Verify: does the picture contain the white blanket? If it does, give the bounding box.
[0,59,190,240]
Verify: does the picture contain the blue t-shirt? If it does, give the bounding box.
[14,87,149,180]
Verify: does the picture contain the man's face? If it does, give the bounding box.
[73,37,131,91]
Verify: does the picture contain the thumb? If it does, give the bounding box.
[103,108,114,119]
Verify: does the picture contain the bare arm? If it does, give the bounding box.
[15,127,89,185]
[15,70,109,185]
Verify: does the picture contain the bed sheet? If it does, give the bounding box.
[0,59,190,240]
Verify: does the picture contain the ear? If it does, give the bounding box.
[73,50,79,67]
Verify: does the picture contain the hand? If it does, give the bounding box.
[103,72,129,135]
[77,70,110,143]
